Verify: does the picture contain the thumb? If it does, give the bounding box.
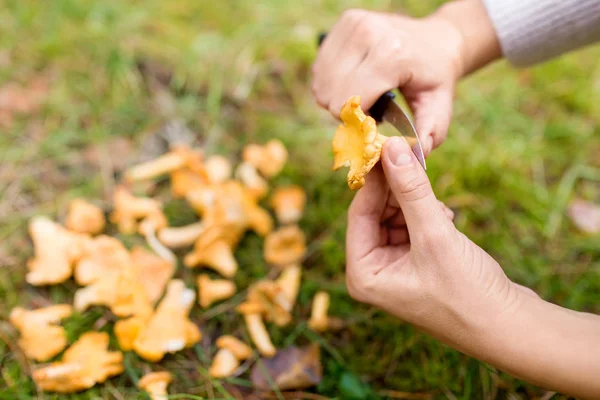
[381,137,448,234]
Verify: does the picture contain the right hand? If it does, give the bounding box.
[312,9,466,155]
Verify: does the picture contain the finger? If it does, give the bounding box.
[329,33,412,116]
[347,163,388,261]
[312,9,369,111]
[381,136,450,235]
[439,201,455,221]
[407,86,454,156]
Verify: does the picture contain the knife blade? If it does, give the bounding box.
[317,32,426,170]
[376,94,427,171]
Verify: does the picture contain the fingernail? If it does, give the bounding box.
[386,137,413,166]
[424,135,434,155]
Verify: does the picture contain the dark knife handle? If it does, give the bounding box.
[317,31,394,122]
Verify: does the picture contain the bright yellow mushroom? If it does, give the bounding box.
[264,225,306,267]
[197,274,236,308]
[9,304,72,362]
[65,199,105,235]
[332,95,388,190]
[138,371,173,400]
[270,186,306,224]
[243,139,288,178]
[32,332,124,393]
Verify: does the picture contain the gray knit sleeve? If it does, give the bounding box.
[482,0,600,67]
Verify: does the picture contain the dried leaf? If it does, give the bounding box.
[251,344,322,391]
[568,199,600,234]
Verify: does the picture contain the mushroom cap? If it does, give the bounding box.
[270,186,306,224]
[138,371,173,392]
[243,140,288,178]
[247,280,292,326]
[133,280,201,362]
[32,332,124,393]
[235,162,269,200]
[264,225,306,267]
[74,235,130,286]
[197,274,236,308]
[65,199,106,235]
[170,168,209,198]
[205,155,232,183]
[9,305,72,362]
[332,95,388,190]
[26,216,90,286]
[110,185,167,235]
[130,246,175,304]
[114,316,147,351]
[184,237,238,278]
[209,348,240,378]
[216,335,253,360]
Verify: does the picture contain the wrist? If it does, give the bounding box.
[431,0,502,77]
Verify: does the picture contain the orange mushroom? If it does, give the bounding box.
[242,139,288,178]
[270,186,306,225]
[237,304,276,358]
[157,221,205,249]
[133,280,201,362]
[130,246,175,304]
[205,155,232,183]
[65,199,106,235]
[125,146,203,182]
[197,274,236,308]
[264,225,306,267]
[26,216,89,286]
[74,263,153,319]
[276,264,302,310]
[235,162,269,200]
[209,336,253,378]
[184,229,239,278]
[74,235,130,286]
[246,280,292,327]
[138,371,172,400]
[32,332,124,393]
[110,185,167,235]
[170,168,209,198]
[9,304,72,361]
[308,291,343,332]
[332,95,389,190]
[114,316,146,351]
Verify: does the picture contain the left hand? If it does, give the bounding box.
[345,137,531,341]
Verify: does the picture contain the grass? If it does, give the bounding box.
[0,0,599,398]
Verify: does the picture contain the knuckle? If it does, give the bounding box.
[397,174,431,203]
[355,16,378,41]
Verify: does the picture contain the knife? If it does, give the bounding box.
[317,32,426,170]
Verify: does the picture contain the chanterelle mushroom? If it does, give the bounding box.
[246,280,292,327]
[158,221,205,249]
[74,235,130,286]
[9,304,72,362]
[26,216,89,286]
[130,246,175,304]
[264,225,306,267]
[235,162,269,200]
[332,95,388,190]
[125,145,204,182]
[110,185,167,235]
[138,371,172,400]
[238,310,276,358]
[197,274,236,308]
[32,332,124,393]
[184,227,240,278]
[242,139,288,178]
[270,186,306,224]
[308,291,343,332]
[133,280,201,362]
[170,168,209,198]
[205,155,232,183]
[65,199,105,235]
[209,336,253,378]
[276,264,302,310]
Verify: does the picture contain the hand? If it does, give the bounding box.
[312,9,465,156]
[346,137,525,341]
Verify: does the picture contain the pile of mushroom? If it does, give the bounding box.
[11,138,346,395]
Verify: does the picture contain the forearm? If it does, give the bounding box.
[463,286,600,398]
[432,0,502,76]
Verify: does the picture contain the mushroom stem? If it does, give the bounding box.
[244,313,276,357]
[141,222,176,264]
[158,222,205,248]
[209,348,240,378]
[276,264,302,311]
[125,152,187,182]
[308,291,330,332]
